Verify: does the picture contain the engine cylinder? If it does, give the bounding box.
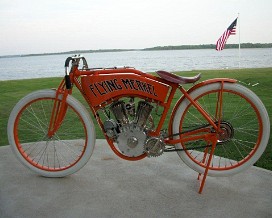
[135,101,153,128]
[110,101,129,125]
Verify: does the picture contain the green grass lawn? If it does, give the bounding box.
[0,68,271,170]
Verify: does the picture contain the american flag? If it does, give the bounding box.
[216,18,238,51]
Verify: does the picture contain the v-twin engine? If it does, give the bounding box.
[110,100,153,129]
[103,99,155,157]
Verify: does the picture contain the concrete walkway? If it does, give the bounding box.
[0,139,271,218]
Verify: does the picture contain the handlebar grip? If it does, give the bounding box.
[65,75,72,89]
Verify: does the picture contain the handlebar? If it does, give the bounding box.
[64,55,88,89]
[64,57,73,68]
[64,55,88,75]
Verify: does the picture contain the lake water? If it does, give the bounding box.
[0,48,271,81]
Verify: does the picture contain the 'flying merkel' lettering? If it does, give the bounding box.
[89,78,157,97]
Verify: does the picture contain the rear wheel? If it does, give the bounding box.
[7,89,96,177]
[172,83,270,177]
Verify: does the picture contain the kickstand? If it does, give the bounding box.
[197,134,217,194]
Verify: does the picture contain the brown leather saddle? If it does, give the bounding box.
[156,70,201,84]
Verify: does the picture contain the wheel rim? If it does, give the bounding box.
[14,97,88,172]
[180,89,263,171]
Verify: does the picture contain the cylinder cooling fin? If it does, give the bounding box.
[110,101,129,125]
[135,101,153,128]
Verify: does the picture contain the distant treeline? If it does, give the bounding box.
[21,49,134,57]
[0,43,271,58]
[143,43,272,50]
[0,49,136,59]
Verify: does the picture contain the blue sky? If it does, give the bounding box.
[0,0,271,55]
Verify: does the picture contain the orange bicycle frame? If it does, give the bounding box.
[47,56,238,193]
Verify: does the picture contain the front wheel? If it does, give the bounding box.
[172,83,270,177]
[7,89,96,177]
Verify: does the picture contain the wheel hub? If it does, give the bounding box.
[217,121,234,144]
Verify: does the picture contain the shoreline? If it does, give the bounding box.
[1,43,271,59]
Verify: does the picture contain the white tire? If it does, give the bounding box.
[7,89,96,177]
[172,83,270,177]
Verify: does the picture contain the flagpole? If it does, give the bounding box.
[238,13,241,69]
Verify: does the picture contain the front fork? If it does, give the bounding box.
[47,56,77,138]
[47,79,70,138]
